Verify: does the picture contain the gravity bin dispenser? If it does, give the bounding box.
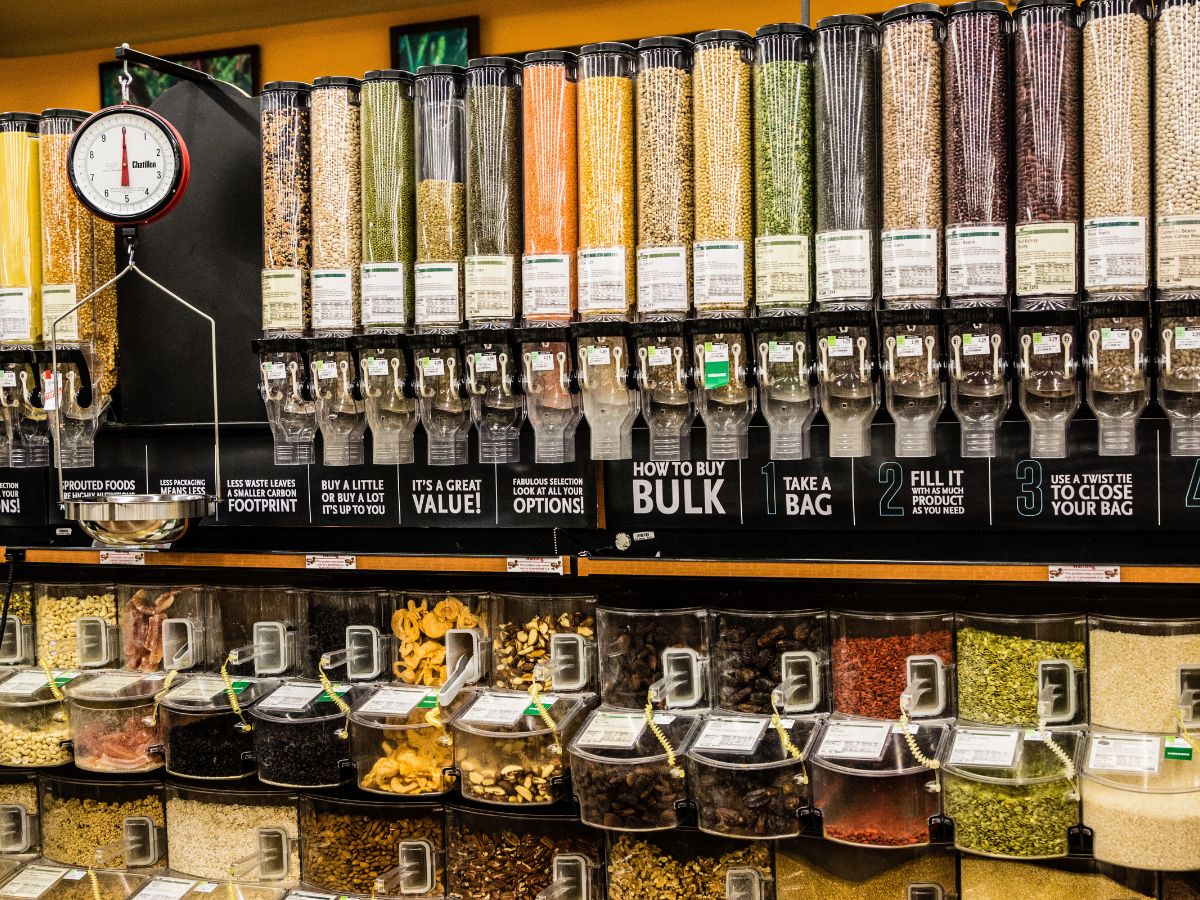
[750,315,818,460]
[1157,296,1200,455]
[515,326,582,465]
[460,329,526,464]
[812,308,879,459]
[1082,297,1149,457]
[944,306,1010,458]
[632,320,695,462]
[684,317,757,461]
[1013,307,1080,459]
[253,337,317,466]
[410,331,471,466]
[571,321,639,461]
[354,333,419,466]
[879,308,945,459]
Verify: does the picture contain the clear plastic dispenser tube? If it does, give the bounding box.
[254,338,317,466]
[687,319,757,460]
[880,309,944,458]
[412,334,470,465]
[813,309,878,458]
[573,322,638,460]
[308,337,366,466]
[1083,299,1148,456]
[1014,308,1080,458]
[462,330,524,464]
[633,322,694,461]
[355,334,418,465]
[1157,298,1200,456]
[517,326,581,464]
[752,315,818,459]
[945,307,1010,457]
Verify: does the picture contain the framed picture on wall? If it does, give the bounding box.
[99,45,260,107]
[391,16,480,70]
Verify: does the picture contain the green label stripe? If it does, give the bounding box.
[364,266,402,273]
[760,239,806,246]
[697,244,740,251]
[954,230,1002,238]
[264,272,299,280]
[416,696,438,709]
[642,251,684,260]
[417,266,455,273]
[1085,221,1140,228]
[313,272,349,279]
[470,259,508,266]
[1169,219,1200,226]
[1021,227,1071,235]
[43,287,73,294]
[581,250,620,259]
[820,235,864,242]
[525,257,567,265]
[884,233,934,241]
[1166,745,1194,761]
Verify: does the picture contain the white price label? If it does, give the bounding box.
[1016,223,1077,295]
[694,241,746,310]
[962,333,993,357]
[41,284,79,342]
[99,550,145,566]
[578,247,627,315]
[473,352,498,374]
[767,341,795,364]
[585,345,611,366]
[465,255,516,321]
[576,711,648,749]
[136,880,197,900]
[1032,332,1062,356]
[693,716,770,754]
[305,554,357,570]
[1158,216,1200,289]
[0,287,34,342]
[314,360,338,381]
[647,345,673,368]
[0,670,53,695]
[0,371,15,388]
[704,341,729,364]
[63,873,86,883]
[881,228,939,298]
[1088,734,1161,774]
[1100,328,1131,351]
[637,247,689,314]
[259,683,328,712]
[1085,217,1148,290]
[165,677,232,704]
[420,356,446,377]
[361,263,408,327]
[261,269,304,332]
[756,235,811,309]
[414,262,461,326]
[461,692,554,727]
[816,230,873,302]
[1176,326,1200,351]
[365,356,390,377]
[358,687,434,716]
[826,335,854,358]
[818,721,894,761]
[949,728,1021,768]
[191,885,219,895]
[530,350,556,372]
[2,868,67,899]
[263,361,287,380]
[946,226,1007,296]
[894,334,925,358]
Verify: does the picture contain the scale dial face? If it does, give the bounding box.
[68,106,189,224]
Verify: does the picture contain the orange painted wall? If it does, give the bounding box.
[0,0,881,112]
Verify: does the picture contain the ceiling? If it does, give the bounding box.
[0,0,439,57]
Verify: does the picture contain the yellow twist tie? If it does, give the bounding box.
[43,659,68,723]
[146,669,178,727]
[318,660,352,739]
[770,693,808,786]
[645,690,684,779]
[424,704,444,729]
[220,653,252,732]
[528,683,561,753]
[88,869,101,900]
[226,879,237,900]
[898,703,940,792]
[1177,707,1199,756]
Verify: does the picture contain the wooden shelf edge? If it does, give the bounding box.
[5,548,571,576]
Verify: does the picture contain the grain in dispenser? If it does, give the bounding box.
[260,82,311,336]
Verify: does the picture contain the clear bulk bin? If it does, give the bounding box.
[0,864,17,887]
[310,76,362,335]
[1015,315,1079,458]
[1158,301,1200,456]
[388,590,488,691]
[119,584,212,673]
[360,70,415,332]
[960,857,1157,899]
[635,37,693,322]
[1082,730,1200,871]
[490,593,596,692]
[1165,872,1200,899]
[521,51,577,323]
[64,670,167,773]
[1082,0,1151,295]
[35,582,117,669]
[451,689,590,806]
[576,327,639,460]
[299,795,444,896]
[356,335,418,465]
[0,667,75,767]
[692,30,754,316]
[813,313,878,458]
[164,783,300,884]
[39,773,164,869]
[811,719,948,848]
[605,828,775,900]
[0,113,42,345]
[1013,0,1082,302]
[576,43,636,320]
[302,589,387,681]
[690,322,757,460]
[944,2,1011,303]
[880,314,944,458]
[0,582,34,667]
[1155,0,1200,292]
[775,838,956,898]
[941,725,1081,858]
[463,331,525,464]
[446,806,602,900]
[518,328,581,463]
[879,4,945,309]
[830,611,954,721]
[159,674,273,780]
[412,337,470,466]
[249,680,368,788]
[0,868,148,900]
[152,882,286,900]
[754,327,820,463]
[813,16,879,307]
[465,57,522,328]
[956,612,1087,727]
[1083,302,1149,455]
[713,608,828,716]
[686,713,820,839]
[0,771,38,858]
[1089,614,1200,732]
[254,337,317,466]
[213,587,305,678]
[754,25,815,314]
[414,65,466,332]
[569,705,701,832]
[634,322,694,461]
[1,343,48,468]
[260,81,311,336]
[946,309,1010,457]
[350,683,455,796]
[596,607,709,710]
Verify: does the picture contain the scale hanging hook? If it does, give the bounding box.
[119,43,133,105]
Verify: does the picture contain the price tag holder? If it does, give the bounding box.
[818,720,894,761]
[573,711,673,749]
[260,683,347,712]
[948,728,1021,768]
[692,716,770,754]
[137,879,198,900]
[358,687,435,717]
[1088,733,1162,774]
[461,692,558,727]
[1,867,67,899]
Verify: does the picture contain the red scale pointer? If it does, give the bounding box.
[120,126,129,187]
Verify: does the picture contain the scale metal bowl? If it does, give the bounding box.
[65,493,220,547]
